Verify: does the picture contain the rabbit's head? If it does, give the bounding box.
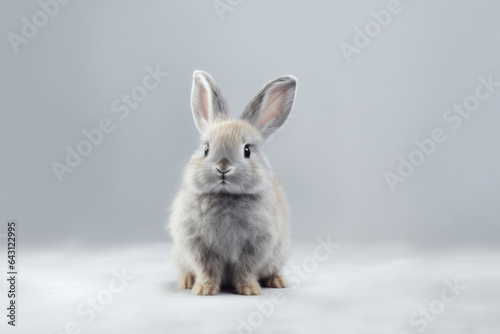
[184,71,297,195]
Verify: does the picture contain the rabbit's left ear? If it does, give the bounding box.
[191,71,228,133]
[240,76,297,140]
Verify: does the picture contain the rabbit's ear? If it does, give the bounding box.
[191,71,228,133]
[240,76,297,140]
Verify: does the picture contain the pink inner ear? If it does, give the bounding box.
[199,84,210,121]
[258,87,287,127]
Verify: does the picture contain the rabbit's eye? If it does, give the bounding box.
[244,145,251,158]
[204,145,209,157]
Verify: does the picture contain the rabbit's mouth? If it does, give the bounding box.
[217,168,231,184]
[218,176,232,188]
[214,179,233,193]
[219,171,230,184]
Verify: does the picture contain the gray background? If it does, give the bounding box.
[1,0,499,247]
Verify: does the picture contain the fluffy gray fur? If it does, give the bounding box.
[168,71,297,295]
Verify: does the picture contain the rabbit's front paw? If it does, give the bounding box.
[261,274,287,288]
[236,282,262,296]
[192,282,219,296]
[179,274,195,289]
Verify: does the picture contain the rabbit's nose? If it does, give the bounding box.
[216,157,231,174]
[216,167,231,175]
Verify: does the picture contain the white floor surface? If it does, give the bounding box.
[1,242,499,334]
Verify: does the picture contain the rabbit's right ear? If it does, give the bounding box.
[191,71,228,133]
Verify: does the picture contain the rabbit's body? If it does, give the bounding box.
[168,72,296,295]
[170,175,289,285]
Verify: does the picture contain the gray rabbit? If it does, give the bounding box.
[168,71,297,295]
